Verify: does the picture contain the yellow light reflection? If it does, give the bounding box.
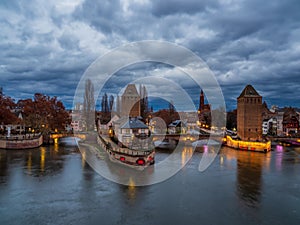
[265,154,271,171]
[27,152,32,174]
[127,177,136,200]
[181,146,193,167]
[81,151,86,168]
[53,142,59,152]
[40,147,46,172]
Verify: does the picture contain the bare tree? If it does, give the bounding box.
[109,95,114,112]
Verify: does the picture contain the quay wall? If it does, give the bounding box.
[267,136,300,142]
[0,135,43,149]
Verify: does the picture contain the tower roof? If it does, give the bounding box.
[122,84,139,97]
[238,84,261,99]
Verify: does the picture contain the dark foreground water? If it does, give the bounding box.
[0,138,299,225]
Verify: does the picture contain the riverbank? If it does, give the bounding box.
[0,135,43,149]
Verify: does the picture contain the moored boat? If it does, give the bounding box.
[154,139,176,150]
[225,135,271,153]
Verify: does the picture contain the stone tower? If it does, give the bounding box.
[237,85,262,141]
[121,84,140,117]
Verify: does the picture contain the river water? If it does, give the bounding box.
[0,138,299,225]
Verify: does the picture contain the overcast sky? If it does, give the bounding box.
[0,0,299,111]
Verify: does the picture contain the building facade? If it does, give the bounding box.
[113,117,150,150]
[237,85,262,141]
[262,117,277,135]
[282,107,299,136]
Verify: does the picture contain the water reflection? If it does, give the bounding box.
[0,150,8,182]
[236,151,264,208]
[0,140,79,181]
[181,146,193,167]
[26,152,32,175]
[40,147,46,172]
[275,145,284,171]
[127,178,136,201]
[1,142,300,225]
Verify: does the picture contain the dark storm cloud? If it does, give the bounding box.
[73,0,122,34]
[151,0,219,17]
[0,0,299,110]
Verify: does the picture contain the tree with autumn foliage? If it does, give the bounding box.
[152,108,180,127]
[22,93,71,132]
[0,94,19,125]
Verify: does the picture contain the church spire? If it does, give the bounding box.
[199,90,204,111]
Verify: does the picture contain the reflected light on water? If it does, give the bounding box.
[54,141,59,152]
[81,151,86,168]
[40,147,46,172]
[276,145,283,152]
[276,145,283,171]
[204,145,208,153]
[236,151,263,208]
[220,155,224,166]
[127,177,136,200]
[27,152,32,174]
[181,146,193,167]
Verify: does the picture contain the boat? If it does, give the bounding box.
[225,135,271,153]
[0,134,43,149]
[97,134,155,169]
[192,139,220,147]
[154,139,176,150]
[279,139,300,147]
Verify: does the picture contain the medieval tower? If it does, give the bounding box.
[237,84,262,141]
[120,84,141,117]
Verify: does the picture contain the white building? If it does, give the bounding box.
[71,120,82,132]
[262,117,277,135]
[113,117,150,150]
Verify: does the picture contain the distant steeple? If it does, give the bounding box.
[199,90,204,111]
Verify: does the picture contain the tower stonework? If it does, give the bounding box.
[237,85,262,141]
[121,84,140,117]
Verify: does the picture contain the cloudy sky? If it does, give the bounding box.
[1,0,300,111]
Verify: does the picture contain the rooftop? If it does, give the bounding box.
[120,118,148,129]
[238,84,261,99]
